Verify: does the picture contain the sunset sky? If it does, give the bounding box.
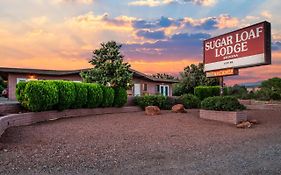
[0,0,281,85]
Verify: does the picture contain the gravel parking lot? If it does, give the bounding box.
[0,109,281,175]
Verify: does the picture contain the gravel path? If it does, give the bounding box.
[0,109,281,175]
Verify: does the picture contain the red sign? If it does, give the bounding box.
[204,21,271,72]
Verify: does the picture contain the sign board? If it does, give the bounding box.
[206,68,239,78]
[204,21,271,72]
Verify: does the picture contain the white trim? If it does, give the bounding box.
[160,85,169,96]
[133,84,141,96]
[204,53,265,72]
[16,78,27,84]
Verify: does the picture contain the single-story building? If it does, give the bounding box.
[0,67,178,100]
[239,82,261,92]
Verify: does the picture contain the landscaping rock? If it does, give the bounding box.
[249,119,259,124]
[145,106,160,116]
[172,104,186,113]
[236,121,252,128]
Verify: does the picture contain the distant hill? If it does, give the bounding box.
[239,81,262,88]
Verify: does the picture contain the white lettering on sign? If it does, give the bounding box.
[205,26,263,59]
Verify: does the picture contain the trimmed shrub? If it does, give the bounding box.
[113,87,127,107]
[101,86,115,107]
[53,81,76,110]
[177,94,200,109]
[71,82,88,109]
[86,83,103,108]
[24,81,58,112]
[16,81,27,103]
[194,86,220,100]
[201,96,246,111]
[135,95,171,109]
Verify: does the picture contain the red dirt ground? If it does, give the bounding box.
[0,109,281,175]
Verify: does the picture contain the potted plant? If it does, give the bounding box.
[200,96,247,124]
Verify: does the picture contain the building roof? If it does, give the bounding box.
[0,67,86,76]
[0,67,179,83]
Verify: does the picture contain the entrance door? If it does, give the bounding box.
[159,85,169,96]
[134,84,141,96]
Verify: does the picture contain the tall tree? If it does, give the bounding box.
[81,41,133,89]
[173,63,220,96]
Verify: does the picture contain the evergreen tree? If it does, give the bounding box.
[81,41,133,89]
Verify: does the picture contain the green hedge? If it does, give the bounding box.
[177,94,200,109]
[201,96,246,111]
[101,86,115,107]
[16,80,119,112]
[113,87,127,107]
[194,86,220,100]
[24,81,59,112]
[16,81,27,104]
[72,82,88,109]
[53,80,76,110]
[134,95,175,110]
[86,83,103,108]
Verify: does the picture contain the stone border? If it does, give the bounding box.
[0,106,142,138]
[200,109,247,124]
[0,102,22,116]
[245,104,281,111]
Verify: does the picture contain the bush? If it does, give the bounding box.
[101,86,115,107]
[254,88,281,101]
[194,86,220,100]
[53,81,76,110]
[16,81,27,103]
[86,83,103,108]
[71,82,88,109]
[162,96,177,110]
[201,96,246,111]
[271,92,281,100]
[0,85,4,95]
[24,81,59,112]
[177,94,200,109]
[134,95,173,109]
[113,87,127,107]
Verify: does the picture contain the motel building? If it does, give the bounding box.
[0,67,178,101]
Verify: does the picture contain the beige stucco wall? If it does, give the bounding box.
[128,77,173,96]
[7,73,174,100]
[8,73,82,100]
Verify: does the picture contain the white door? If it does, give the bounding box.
[160,85,169,96]
[134,84,141,96]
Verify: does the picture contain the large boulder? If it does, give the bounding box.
[145,106,160,116]
[172,104,186,113]
[249,119,259,124]
[236,121,252,128]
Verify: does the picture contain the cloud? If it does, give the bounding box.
[272,41,281,51]
[52,0,93,4]
[123,32,210,61]
[128,0,217,7]
[136,30,166,39]
[261,11,272,19]
[128,0,173,7]
[215,14,239,29]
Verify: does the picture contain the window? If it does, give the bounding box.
[159,85,169,96]
[16,78,27,84]
[143,84,147,91]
